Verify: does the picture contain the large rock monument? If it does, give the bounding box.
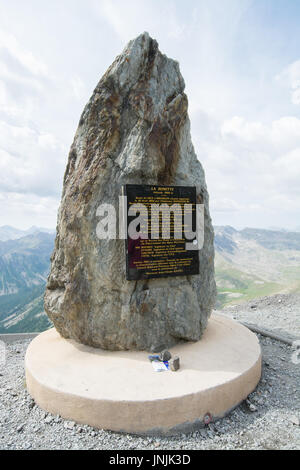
[26,34,261,435]
[44,32,216,351]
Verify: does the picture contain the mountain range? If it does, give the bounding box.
[0,225,55,242]
[0,225,299,333]
[0,229,54,333]
[215,226,300,308]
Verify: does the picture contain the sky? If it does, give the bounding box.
[0,0,300,230]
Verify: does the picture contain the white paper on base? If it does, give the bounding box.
[151,361,169,372]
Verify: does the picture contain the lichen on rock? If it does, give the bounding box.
[44,32,216,351]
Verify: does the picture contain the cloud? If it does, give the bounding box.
[221,116,300,155]
[276,59,300,105]
[0,1,300,230]
[0,191,59,230]
[210,197,245,213]
[0,27,79,231]
[95,0,187,41]
[193,113,300,227]
[0,120,66,197]
[70,76,87,100]
[0,27,68,226]
[0,29,48,77]
[0,28,51,120]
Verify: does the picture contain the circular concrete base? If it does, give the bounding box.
[25,314,261,435]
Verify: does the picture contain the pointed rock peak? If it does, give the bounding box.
[126,31,156,51]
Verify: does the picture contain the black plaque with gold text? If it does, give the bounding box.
[123,184,199,280]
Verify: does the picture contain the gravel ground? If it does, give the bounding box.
[220,292,300,341]
[0,294,299,450]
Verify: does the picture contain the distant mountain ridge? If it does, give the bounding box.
[215,226,300,252]
[0,225,55,242]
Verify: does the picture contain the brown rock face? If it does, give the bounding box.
[44,32,216,351]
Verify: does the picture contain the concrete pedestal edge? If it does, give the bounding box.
[25,315,262,436]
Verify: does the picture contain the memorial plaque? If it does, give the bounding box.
[123,184,199,280]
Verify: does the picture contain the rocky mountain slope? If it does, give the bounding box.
[215,226,300,308]
[221,292,300,341]
[0,232,54,295]
[0,231,54,333]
